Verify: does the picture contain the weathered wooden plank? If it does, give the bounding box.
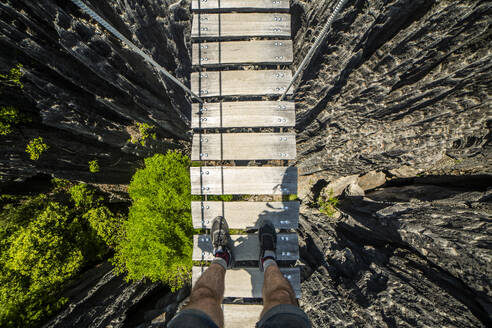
[222,304,263,328]
[191,101,295,129]
[191,0,290,12]
[192,266,301,298]
[191,201,299,229]
[190,166,297,195]
[191,13,290,39]
[193,233,299,261]
[192,40,293,66]
[191,70,292,97]
[191,133,296,161]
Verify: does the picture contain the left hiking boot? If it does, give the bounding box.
[210,216,234,268]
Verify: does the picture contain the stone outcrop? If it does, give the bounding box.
[293,0,491,177]
[0,0,192,183]
[292,0,491,327]
[298,183,492,327]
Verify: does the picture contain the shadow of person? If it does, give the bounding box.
[245,165,299,300]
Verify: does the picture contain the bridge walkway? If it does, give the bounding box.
[189,1,299,326]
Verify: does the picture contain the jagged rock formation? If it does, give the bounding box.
[1,0,491,327]
[299,180,492,327]
[0,0,192,183]
[293,0,491,177]
[292,1,491,327]
[43,262,189,328]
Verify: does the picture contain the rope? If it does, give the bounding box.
[69,0,204,103]
[279,0,349,101]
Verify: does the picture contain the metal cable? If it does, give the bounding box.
[69,0,204,103]
[279,0,349,101]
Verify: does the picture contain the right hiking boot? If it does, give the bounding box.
[210,216,234,268]
[258,219,277,272]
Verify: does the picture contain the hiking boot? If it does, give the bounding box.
[258,219,277,272]
[210,216,234,268]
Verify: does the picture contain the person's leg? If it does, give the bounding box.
[184,263,225,328]
[179,216,233,328]
[260,262,297,317]
[256,220,311,328]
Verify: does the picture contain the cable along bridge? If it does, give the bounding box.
[190,0,300,326]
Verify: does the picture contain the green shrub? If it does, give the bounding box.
[0,64,23,89]
[112,151,193,291]
[0,201,105,327]
[0,182,120,327]
[0,106,21,135]
[88,159,100,173]
[130,122,156,146]
[283,194,298,201]
[25,137,49,160]
[317,190,339,217]
[84,206,123,247]
[69,183,99,209]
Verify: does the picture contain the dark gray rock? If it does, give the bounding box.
[292,2,491,325]
[0,0,191,183]
[298,183,492,327]
[293,0,491,177]
[42,262,165,328]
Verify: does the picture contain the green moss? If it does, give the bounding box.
[88,159,100,173]
[25,137,49,160]
[0,64,24,89]
[130,122,157,146]
[317,190,339,217]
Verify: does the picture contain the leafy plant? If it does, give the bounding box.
[83,206,123,247]
[0,181,117,328]
[69,183,99,209]
[130,122,156,146]
[25,137,49,160]
[112,151,193,291]
[317,190,339,217]
[88,159,100,173]
[283,194,298,201]
[0,64,23,89]
[0,106,22,135]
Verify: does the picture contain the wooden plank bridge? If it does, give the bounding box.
[189,2,299,326]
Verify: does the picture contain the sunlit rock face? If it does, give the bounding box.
[0,0,191,183]
[292,0,491,177]
[291,0,491,327]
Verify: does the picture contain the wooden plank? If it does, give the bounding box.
[191,201,299,229]
[193,233,299,261]
[190,166,297,195]
[192,40,293,66]
[191,13,290,39]
[191,133,296,160]
[192,266,301,298]
[223,304,263,328]
[191,101,295,129]
[192,0,290,12]
[191,70,292,97]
